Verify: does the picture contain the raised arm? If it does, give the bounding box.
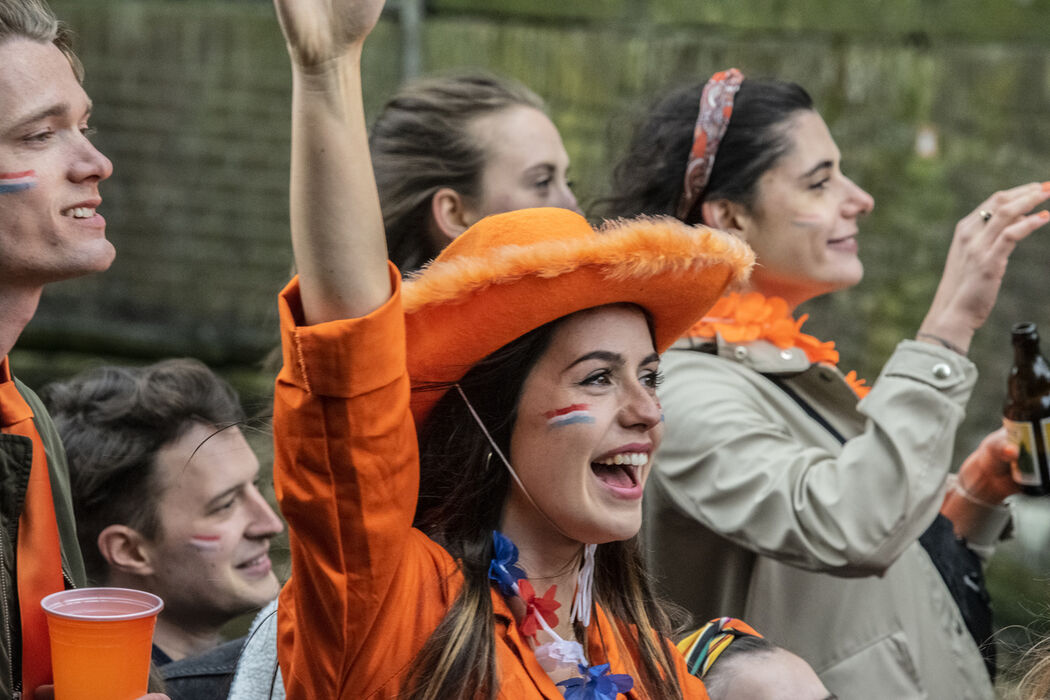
[274,0,390,324]
[917,182,1050,354]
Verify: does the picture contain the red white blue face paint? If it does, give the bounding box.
[0,170,36,194]
[544,403,595,429]
[790,216,826,228]
[189,534,222,551]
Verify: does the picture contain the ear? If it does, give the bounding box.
[97,524,156,577]
[429,187,473,244]
[700,199,754,242]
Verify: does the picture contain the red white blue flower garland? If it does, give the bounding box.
[488,531,634,699]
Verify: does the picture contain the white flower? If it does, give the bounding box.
[534,639,587,672]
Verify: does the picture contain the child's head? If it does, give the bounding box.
[680,618,835,700]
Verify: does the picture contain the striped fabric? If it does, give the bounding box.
[677,616,763,678]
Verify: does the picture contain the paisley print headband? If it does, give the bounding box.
[676,68,745,221]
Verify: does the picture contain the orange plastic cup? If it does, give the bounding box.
[41,587,163,700]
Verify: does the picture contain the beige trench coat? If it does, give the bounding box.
[645,336,1009,700]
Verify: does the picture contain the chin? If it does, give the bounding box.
[239,583,279,609]
[824,264,863,294]
[572,512,642,545]
[86,241,117,272]
[52,244,116,281]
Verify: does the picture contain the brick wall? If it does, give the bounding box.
[21,0,1050,647]
[27,0,1050,435]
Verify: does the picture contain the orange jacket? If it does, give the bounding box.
[273,268,710,699]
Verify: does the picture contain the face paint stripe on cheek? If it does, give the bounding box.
[790,216,826,228]
[0,170,36,194]
[544,403,595,428]
[189,534,222,551]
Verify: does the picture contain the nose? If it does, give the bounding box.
[557,181,582,215]
[843,176,874,218]
[70,135,113,184]
[619,380,663,432]
[245,484,285,539]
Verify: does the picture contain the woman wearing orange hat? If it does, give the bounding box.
[604,72,1050,698]
[268,1,753,698]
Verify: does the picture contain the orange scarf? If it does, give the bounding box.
[0,357,64,697]
[686,292,871,398]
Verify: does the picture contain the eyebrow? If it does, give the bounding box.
[800,159,833,179]
[522,162,557,178]
[5,100,92,136]
[568,350,623,369]
[566,350,660,370]
[206,482,246,509]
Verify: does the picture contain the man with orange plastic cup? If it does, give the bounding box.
[0,2,167,698]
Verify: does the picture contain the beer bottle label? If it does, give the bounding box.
[1003,416,1049,487]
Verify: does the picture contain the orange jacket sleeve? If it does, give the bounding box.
[273,266,454,697]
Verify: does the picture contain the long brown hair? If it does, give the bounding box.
[408,313,685,700]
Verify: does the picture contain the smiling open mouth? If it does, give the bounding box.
[236,553,270,570]
[827,234,857,245]
[590,452,646,489]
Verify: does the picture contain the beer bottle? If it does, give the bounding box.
[1003,321,1050,495]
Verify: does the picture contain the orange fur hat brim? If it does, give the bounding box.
[403,207,754,424]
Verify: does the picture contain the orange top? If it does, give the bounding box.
[273,266,710,699]
[0,357,64,697]
[686,292,870,398]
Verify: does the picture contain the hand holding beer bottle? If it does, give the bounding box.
[1003,321,1050,495]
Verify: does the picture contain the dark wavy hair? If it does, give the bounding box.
[407,311,685,700]
[42,359,245,584]
[602,77,813,224]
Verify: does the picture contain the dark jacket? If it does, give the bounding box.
[0,375,86,698]
[159,638,242,700]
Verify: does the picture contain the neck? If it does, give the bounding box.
[744,277,825,314]
[106,571,229,662]
[152,615,225,662]
[0,286,43,358]
[500,508,584,641]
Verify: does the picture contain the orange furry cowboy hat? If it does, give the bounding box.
[402,207,754,424]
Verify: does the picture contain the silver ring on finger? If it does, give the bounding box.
[979,209,993,223]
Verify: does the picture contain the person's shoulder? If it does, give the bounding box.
[161,638,244,679]
[159,638,245,700]
[10,374,44,411]
[8,374,67,450]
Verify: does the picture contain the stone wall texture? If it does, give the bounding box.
[21,0,1050,649]
[30,0,1050,442]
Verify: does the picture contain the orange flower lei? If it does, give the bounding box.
[686,292,870,398]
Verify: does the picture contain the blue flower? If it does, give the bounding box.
[556,663,634,700]
[488,530,527,597]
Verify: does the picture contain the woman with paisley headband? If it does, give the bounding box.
[604,71,1050,698]
[266,0,757,698]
